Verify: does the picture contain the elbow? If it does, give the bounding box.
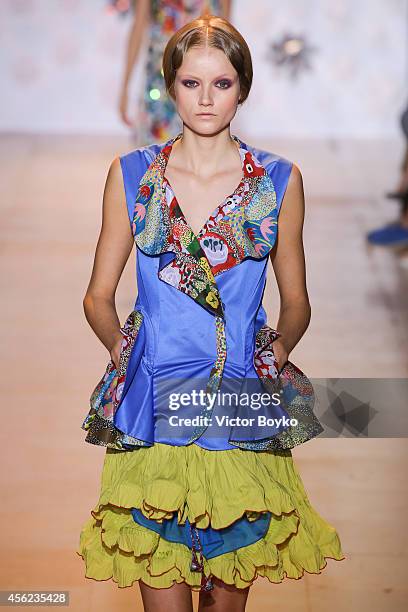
[301,296,311,318]
[82,291,114,318]
[82,292,94,318]
[301,299,312,331]
[293,296,311,326]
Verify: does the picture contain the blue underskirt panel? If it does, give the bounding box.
[130,508,272,559]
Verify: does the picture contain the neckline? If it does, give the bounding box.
[161,131,247,240]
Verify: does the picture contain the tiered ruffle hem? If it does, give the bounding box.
[77,442,345,591]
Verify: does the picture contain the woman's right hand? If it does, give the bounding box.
[110,332,124,371]
[271,339,289,375]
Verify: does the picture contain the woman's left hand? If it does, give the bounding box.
[272,339,289,374]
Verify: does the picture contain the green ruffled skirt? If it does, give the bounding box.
[77,442,345,591]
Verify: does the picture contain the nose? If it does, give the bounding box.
[198,85,214,107]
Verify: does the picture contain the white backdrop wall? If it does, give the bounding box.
[1,0,407,138]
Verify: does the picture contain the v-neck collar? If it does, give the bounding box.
[130,131,278,320]
[160,131,247,241]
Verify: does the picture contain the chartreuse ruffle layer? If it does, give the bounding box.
[77,442,345,591]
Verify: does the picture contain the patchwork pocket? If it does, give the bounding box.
[81,309,144,448]
[237,323,326,451]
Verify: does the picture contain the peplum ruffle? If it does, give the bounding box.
[81,306,325,453]
[77,442,345,591]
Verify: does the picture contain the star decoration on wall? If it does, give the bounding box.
[267,33,318,80]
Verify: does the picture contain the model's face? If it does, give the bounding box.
[173,45,241,135]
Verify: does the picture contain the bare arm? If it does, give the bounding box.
[82,158,134,360]
[269,163,311,369]
[119,0,150,125]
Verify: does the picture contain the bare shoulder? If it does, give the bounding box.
[280,161,305,221]
[102,157,127,215]
[105,156,124,189]
[286,162,304,195]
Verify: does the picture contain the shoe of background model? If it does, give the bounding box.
[366,221,408,247]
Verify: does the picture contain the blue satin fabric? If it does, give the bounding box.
[130,507,272,559]
[114,139,293,451]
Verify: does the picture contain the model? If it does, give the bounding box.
[78,13,345,612]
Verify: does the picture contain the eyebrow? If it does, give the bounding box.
[178,73,235,80]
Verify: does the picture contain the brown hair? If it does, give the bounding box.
[162,14,253,105]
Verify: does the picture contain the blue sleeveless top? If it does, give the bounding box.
[114,133,294,453]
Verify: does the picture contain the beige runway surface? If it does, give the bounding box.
[1,134,407,611]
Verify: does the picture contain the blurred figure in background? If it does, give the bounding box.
[118,0,232,144]
[367,103,408,249]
